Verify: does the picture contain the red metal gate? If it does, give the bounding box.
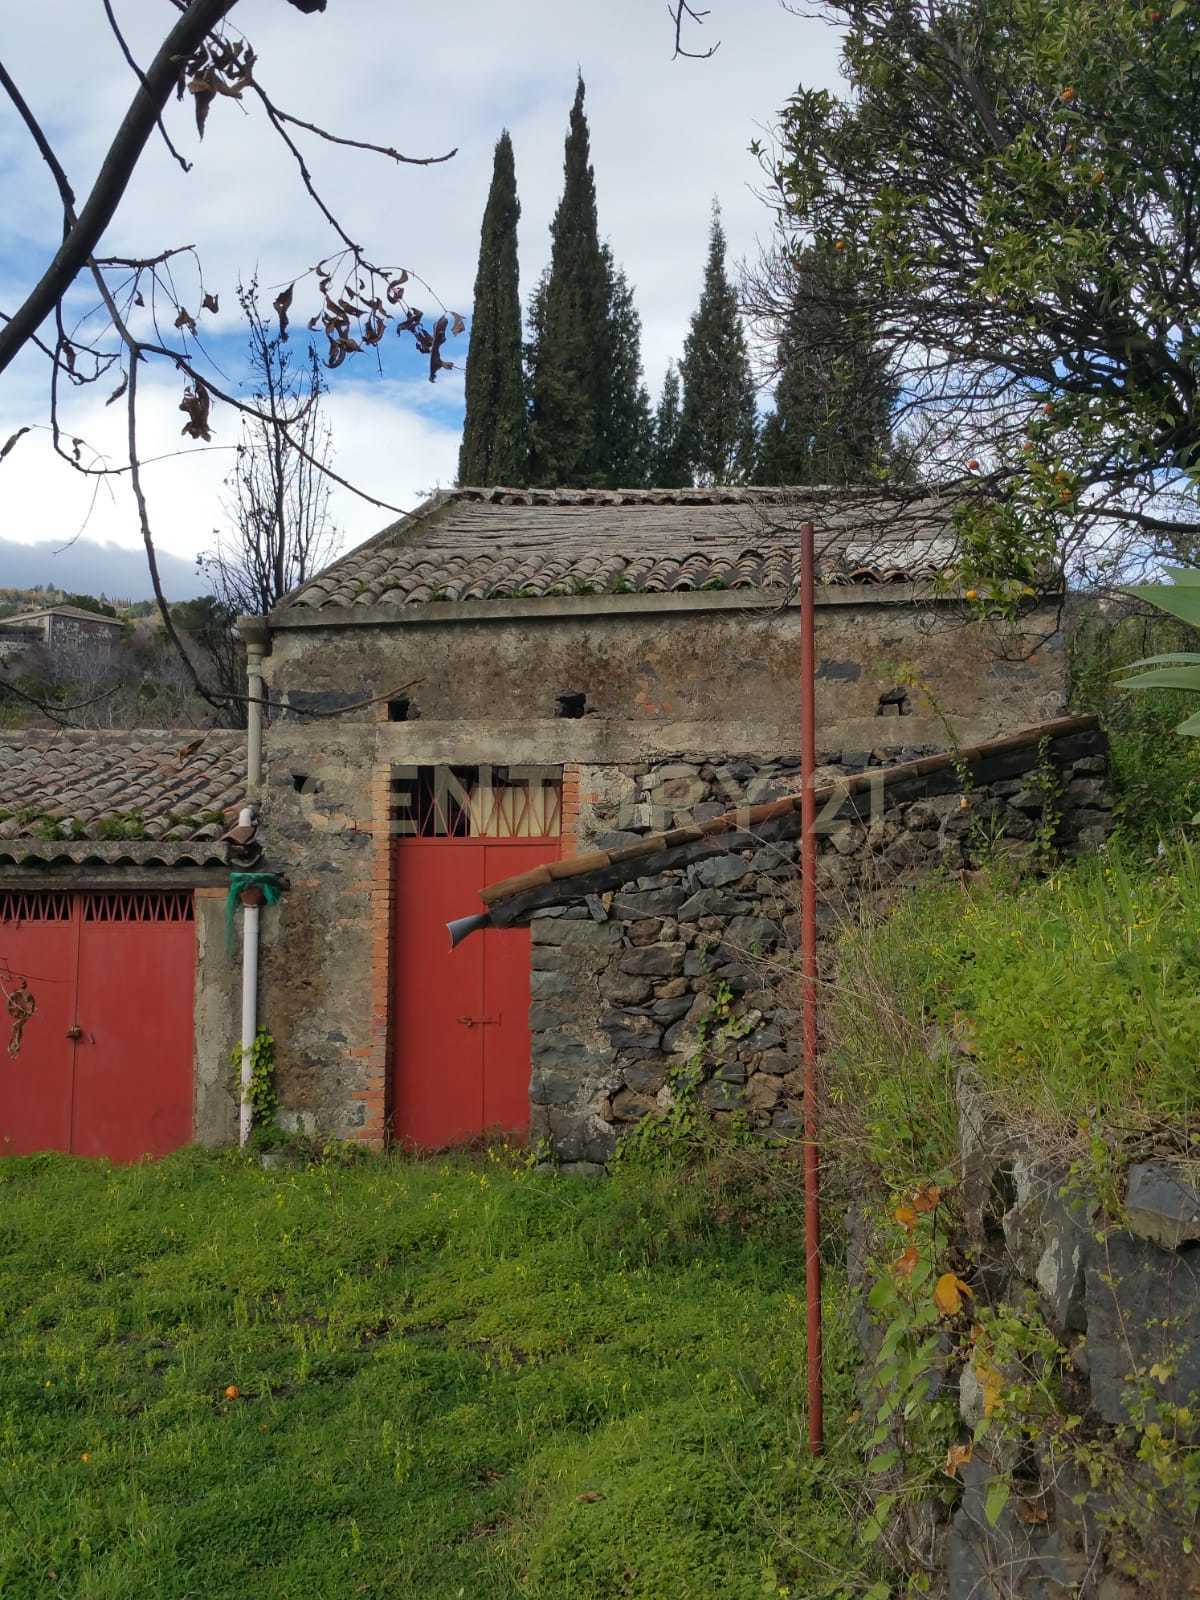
[0,890,196,1160]
[391,839,559,1148]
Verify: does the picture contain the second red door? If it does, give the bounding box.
[390,839,558,1148]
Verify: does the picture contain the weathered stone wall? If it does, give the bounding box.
[515,724,1112,1174]
[264,589,1067,757]
[850,1067,1200,1600]
[256,725,383,1139]
[193,888,240,1145]
[574,744,954,848]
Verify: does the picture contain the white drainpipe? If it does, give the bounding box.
[239,877,260,1147]
[243,625,267,800]
[236,618,269,1147]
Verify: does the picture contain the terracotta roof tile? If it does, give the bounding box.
[0,729,244,843]
[275,486,963,616]
[477,716,1102,912]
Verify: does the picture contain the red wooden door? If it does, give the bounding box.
[0,891,75,1156]
[391,839,559,1148]
[72,893,196,1161]
[0,890,195,1160]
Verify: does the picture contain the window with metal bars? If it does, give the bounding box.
[0,890,72,923]
[82,891,195,923]
[391,765,562,839]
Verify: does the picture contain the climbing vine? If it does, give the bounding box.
[230,1025,278,1136]
[615,979,758,1164]
[3,973,35,1059]
[859,1172,1200,1594]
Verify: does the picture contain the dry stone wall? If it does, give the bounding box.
[849,1065,1200,1600]
[518,723,1113,1174]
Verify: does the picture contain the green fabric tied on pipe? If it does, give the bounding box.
[225,871,285,956]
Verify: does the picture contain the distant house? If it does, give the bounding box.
[4,605,125,652]
[0,625,34,662]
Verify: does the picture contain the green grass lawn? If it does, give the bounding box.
[0,1148,858,1599]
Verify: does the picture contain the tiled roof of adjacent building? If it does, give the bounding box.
[0,729,244,843]
[6,605,126,628]
[274,486,962,617]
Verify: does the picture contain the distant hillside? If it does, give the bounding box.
[0,539,205,603]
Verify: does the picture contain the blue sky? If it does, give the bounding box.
[0,0,844,583]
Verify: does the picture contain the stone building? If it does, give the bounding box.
[248,485,1079,1154]
[4,604,125,652]
[0,729,244,1159]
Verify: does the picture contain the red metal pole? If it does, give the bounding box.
[799,521,823,1455]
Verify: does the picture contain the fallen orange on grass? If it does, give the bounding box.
[224,1384,240,1401]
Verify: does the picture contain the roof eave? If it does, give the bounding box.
[267,580,1062,631]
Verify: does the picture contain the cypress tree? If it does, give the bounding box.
[754,245,898,486]
[458,131,527,486]
[527,77,611,487]
[652,362,691,487]
[600,253,654,487]
[679,203,758,485]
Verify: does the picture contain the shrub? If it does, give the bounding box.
[827,850,1200,1188]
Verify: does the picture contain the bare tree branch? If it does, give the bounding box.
[98,0,193,174]
[669,1,720,59]
[256,92,457,168]
[0,58,76,223]
[0,0,235,379]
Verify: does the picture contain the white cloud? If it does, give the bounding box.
[0,0,844,575]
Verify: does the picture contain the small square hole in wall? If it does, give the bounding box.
[387,697,411,722]
[556,692,587,719]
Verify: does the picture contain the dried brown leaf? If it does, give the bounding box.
[180,381,213,442]
[0,426,30,464]
[933,1273,973,1318]
[105,375,128,407]
[273,284,294,341]
[201,292,220,314]
[174,306,198,336]
[894,1245,920,1279]
[428,313,454,381]
[191,82,215,139]
[450,312,466,337]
